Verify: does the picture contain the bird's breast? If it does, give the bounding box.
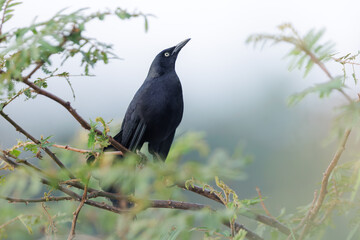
[139,78,183,141]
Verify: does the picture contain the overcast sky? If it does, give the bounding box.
[1,0,360,145]
[1,2,360,231]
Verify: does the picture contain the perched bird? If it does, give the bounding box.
[112,38,190,160]
[90,39,190,207]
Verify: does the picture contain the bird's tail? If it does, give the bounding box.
[86,130,134,208]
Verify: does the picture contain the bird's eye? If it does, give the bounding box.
[164,52,170,57]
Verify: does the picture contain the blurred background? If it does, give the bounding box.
[1,0,360,238]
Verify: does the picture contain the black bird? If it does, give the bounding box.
[112,38,190,160]
[90,39,190,207]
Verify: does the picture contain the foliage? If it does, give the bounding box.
[248,23,360,239]
[1,2,360,240]
[0,2,261,240]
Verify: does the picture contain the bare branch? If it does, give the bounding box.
[52,144,123,156]
[177,183,222,203]
[299,129,352,239]
[0,153,18,167]
[313,129,351,213]
[3,196,73,203]
[256,186,274,219]
[67,183,88,240]
[41,203,57,236]
[0,215,38,230]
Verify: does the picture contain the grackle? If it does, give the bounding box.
[90,39,190,207]
[112,38,190,160]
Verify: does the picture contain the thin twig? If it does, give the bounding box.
[3,196,73,203]
[294,191,318,232]
[1,88,31,110]
[52,144,123,156]
[149,200,206,210]
[0,111,75,178]
[41,203,57,237]
[179,183,292,236]
[2,154,130,203]
[67,182,88,240]
[255,186,274,219]
[0,172,262,240]
[21,75,128,154]
[301,48,353,103]
[311,129,351,216]
[0,215,38,230]
[299,129,351,239]
[0,153,18,167]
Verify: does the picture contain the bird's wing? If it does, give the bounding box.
[120,104,147,151]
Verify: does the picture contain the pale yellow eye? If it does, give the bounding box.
[164,52,170,57]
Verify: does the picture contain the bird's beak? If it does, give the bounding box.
[172,38,191,55]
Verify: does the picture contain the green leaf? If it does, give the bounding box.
[0,0,6,9]
[303,59,314,77]
[24,143,38,154]
[144,17,149,32]
[287,77,343,106]
[234,229,247,240]
[88,131,95,148]
[24,88,31,98]
[7,2,22,9]
[101,51,108,64]
[116,9,132,19]
[9,149,21,157]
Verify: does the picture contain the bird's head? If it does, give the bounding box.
[147,38,190,78]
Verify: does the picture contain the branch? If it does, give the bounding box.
[299,129,352,239]
[3,194,262,240]
[52,144,123,156]
[0,164,261,240]
[149,200,207,210]
[0,215,38,230]
[312,129,351,216]
[67,183,88,240]
[256,186,274,219]
[2,154,131,204]
[0,0,10,36]
[41,203,56,236]
[0,153,18,167]
[177,183,222,203]
[2,150,273,240]
[3,196,73,203]
[0,110,75,179]
[1,87,31,110]
[21,73,128,154]
[301,45,353,103]
[178,183,292,236]
[3,30,128,153]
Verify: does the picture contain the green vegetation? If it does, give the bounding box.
[0,2,359,240]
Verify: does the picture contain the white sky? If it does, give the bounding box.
[1,0,360,144]
[1,1,360,225]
